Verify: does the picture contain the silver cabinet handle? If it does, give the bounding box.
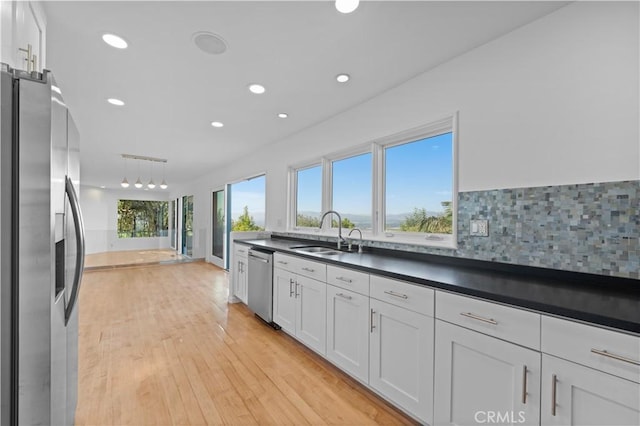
[370,309,375,333]
[237,249,246,253]
[590,348,640,366]
[295,282,300,298]
[289,279,294,297]
[336,293,352,300]
[301,267,315,273]
[277,260,288,265]
[336,276,353,283]
[551,374,557,416]
[384,290,408,299]
[64,176,85,325]
[522,365,528,404]
[460,312,498,325]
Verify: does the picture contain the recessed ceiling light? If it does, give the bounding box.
[100,185,106,189]
[211,121,224,128]
[278,113,288,119]
[335,0,360,14]
[248,84,266,94]
[192,31,227,55]
[102,33,128,49]
[107,98,125,106]
[336,73,350,83]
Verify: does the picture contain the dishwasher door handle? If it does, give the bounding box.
[248,253,270,263]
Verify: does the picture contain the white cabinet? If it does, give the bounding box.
[273,266,326,356]
[369,297,433,424]
[434,320,541,426]
[1,1,46,71]
[541,355,640,426]
[232,244,248,304]
[326,285,369,383]
[541,315,640,426]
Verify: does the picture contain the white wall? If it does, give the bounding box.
[170,2,639,259]
[81,185,171,254]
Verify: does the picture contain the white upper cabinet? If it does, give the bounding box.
[1,1,46,72]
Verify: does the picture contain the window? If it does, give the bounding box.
[332,153,372,230]
[117,200,168,238]
[295,165,322,228]
[229,175,265,231]
[384,132,453,235]
[288,114,457,247]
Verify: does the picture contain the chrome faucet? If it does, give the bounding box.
[348,228,363,253]
[319,210,346,249]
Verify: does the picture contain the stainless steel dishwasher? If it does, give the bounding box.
[247,248,280,329]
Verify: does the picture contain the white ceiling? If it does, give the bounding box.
[43,1,567,190]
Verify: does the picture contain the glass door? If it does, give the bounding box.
[182,195,193,256]
[211,189,225,268]
[170,199,176,249]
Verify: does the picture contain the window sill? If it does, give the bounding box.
[283,229,457,250]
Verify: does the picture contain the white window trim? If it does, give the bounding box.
[287,112,458,249]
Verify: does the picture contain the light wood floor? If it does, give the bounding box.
[84,249,188,269]
[77,262,416,425]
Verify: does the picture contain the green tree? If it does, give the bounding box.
[231,206,264,231]
[117,200,168,238]
[296,214,321,227]
[399,201,453,234]
[332,217,355,229]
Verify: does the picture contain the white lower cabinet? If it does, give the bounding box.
[369,298,433,424]
[273,267,296,334]
[272,266,326,356]
[326,285,369,383]
[434,320,541,426]
[541,355,640,426]
[232,244,248,303]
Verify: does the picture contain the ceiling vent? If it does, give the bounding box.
[192,31,228,55]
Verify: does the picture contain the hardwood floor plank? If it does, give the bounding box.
[76,262,418,425]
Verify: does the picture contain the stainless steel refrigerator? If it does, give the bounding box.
[0,63,85,425]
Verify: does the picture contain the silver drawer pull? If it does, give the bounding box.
[277,260,288,265]
[384,290,408,299]
[336,293,352,300]
[336,276,353,283]
[301,267,315,272]
[460,312,498,325]
[551,374,557,416]
[590,348,640,366]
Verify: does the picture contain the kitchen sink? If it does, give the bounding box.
[289,245,343,255]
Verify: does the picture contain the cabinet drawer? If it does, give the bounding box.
[273,252,297,273]
[327,265,369,296]
[273,253,326,281]
[234,244,249,259]
[370,275,434,317]
[542,316,640,383]
[436,291,540,350]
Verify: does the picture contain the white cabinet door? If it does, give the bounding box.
[295,275,327,356]
[541,355,640,426]
[236,257,248,303]
[273,267,296,334]
[434,320,541,426]
[369,298,433,424]
[326,285,369,383]
[1,1,45,71]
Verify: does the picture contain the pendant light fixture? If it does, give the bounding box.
[120,157,130,188]
[336,0,359,14]
[160,162,168,189]
[134,159,143,188]
[121,154,168,190]
[147,162,156,189]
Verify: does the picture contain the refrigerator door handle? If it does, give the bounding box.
[64,176,85,325]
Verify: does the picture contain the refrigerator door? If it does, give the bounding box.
[0,64,14,426]
[15,69,54,426]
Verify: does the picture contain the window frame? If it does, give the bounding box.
[287,113,458,248]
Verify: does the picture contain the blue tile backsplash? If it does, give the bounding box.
[275,180,639,279]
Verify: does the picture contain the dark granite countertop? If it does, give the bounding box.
[236,237,640,335]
